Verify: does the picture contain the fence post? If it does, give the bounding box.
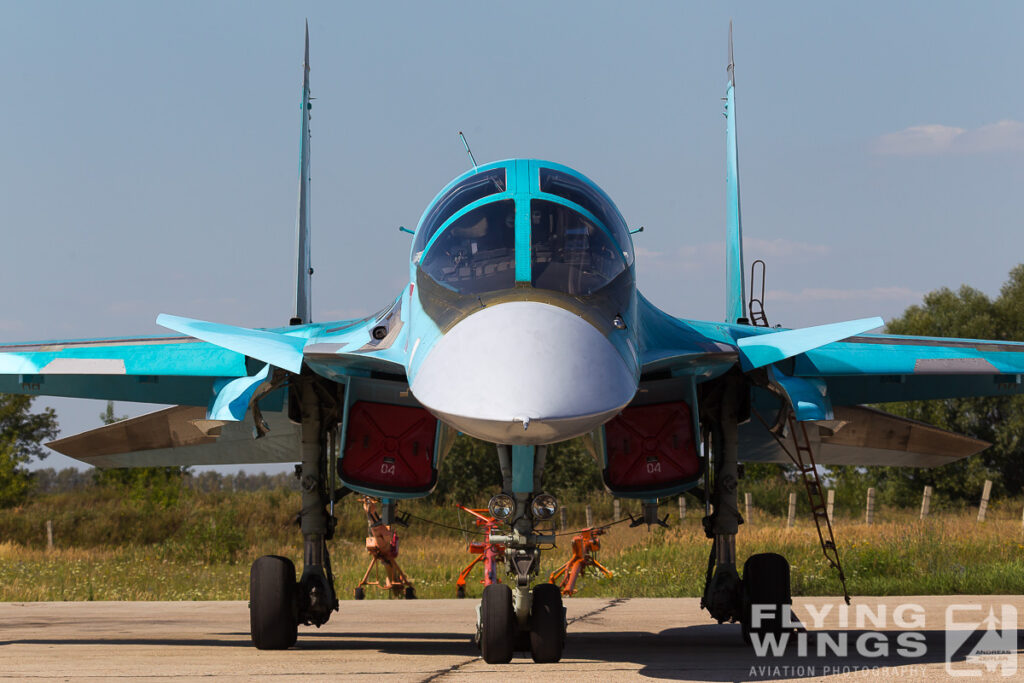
[585,504,593,528]
[560,507,567,531]
[613,498,620,521]
[978,479,993,522]
[866,487,875,525]
[679,496,686,521]
[920,486,933,519]
[826,489,835,524]
[744,492,752,523]
[46,520,53,551]
[787,493,797,529]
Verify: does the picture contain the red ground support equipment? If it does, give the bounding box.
[354,497,415,599]
[549,527,613,596]
[454,505,506,599]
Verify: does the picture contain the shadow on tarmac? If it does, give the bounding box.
[6,622,1022,679]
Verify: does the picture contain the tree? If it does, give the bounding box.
[99,400,127,426]
[845,265,1024,502]
[0,394,60,507]
[434,435,604,505]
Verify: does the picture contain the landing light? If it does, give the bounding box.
[531,493,558,520]
[488,493,516,520]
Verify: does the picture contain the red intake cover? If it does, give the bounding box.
[604,401,700,493]
[341,402,438,493]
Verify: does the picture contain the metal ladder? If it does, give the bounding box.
[774,411,851,604]
[748,259,769,327]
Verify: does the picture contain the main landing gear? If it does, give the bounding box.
[249,376,342,650]
[700,372,793,644]
[475,445,566,664]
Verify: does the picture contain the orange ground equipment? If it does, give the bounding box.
[454,504,506,599]
[549,527,613,596]
[354,497,415,600]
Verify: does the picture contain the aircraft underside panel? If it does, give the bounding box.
[340,401,439,496]
[602,400,702,497]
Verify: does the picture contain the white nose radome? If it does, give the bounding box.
[410,301,637,444]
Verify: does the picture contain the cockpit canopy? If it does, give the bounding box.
[413,161,633,297]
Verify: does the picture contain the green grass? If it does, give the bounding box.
[2,488,1023,601]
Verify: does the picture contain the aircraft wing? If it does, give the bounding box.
[0,334,250,407]
[794,333,1024,405]
[0,304,408,407]
[740,398,989,468]
[638,297,1024,466]
[47,404,298,468]
[639,297,1024,405]
[0,308,411,468]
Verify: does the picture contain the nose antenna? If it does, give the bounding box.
[458,131,478,172]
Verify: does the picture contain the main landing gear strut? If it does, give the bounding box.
[476,444,566,664]
[700,372,793,643]
[250,375,341,649]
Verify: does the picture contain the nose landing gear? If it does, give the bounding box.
[475,444,566,664]
[476,576,566,664]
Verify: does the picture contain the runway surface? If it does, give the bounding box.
[1,596,1022,681]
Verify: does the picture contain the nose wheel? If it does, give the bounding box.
[477,583,566,664]
[529,583,566,663]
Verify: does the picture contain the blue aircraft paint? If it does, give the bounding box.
[157,314,308,374]
[208,363,271,421]
[767,366,833,422]
[724,80,745,324]
[736,317,884,370]
[511,445,535,494]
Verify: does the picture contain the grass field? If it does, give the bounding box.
[2,488,1023,602]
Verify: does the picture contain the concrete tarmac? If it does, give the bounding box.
[1,596,1022,681]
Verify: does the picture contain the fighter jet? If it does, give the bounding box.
[3,25,1021,664]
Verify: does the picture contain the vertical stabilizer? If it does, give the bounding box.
[292,22,313,325]
[724,22,746,324]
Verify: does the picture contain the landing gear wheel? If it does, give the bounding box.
[530,583,565,663]
[740,553,792,645]
[480,584,515,664]
[405,585,417,600]
[249,555,298,650]
[353,586,365,600]
[456,585,466,599]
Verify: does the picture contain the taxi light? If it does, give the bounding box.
[531,493,558,520]
[488,494,516,520]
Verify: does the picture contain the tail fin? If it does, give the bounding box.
[292,21,313,325]
[724,21,746,324]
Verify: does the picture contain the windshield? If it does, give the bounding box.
[530,199,627,295]
[414,168,506,258]
[420,200,516,294]
[539,168,632,265]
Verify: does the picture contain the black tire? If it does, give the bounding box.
[456,585,466,599]
[480,584,515,664]
[249,555,298,650]
[529,583,565,663]
[740,553,792,645]
[405,585,417,600]
[353,586,365,600]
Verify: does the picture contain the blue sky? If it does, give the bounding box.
[3,2,1023,471]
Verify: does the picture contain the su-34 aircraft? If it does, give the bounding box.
[6,26,1024,664]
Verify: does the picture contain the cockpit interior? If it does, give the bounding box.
[413,161,634,297]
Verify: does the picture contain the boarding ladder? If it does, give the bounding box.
[760,409,851,605]
[748,259,770,327]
